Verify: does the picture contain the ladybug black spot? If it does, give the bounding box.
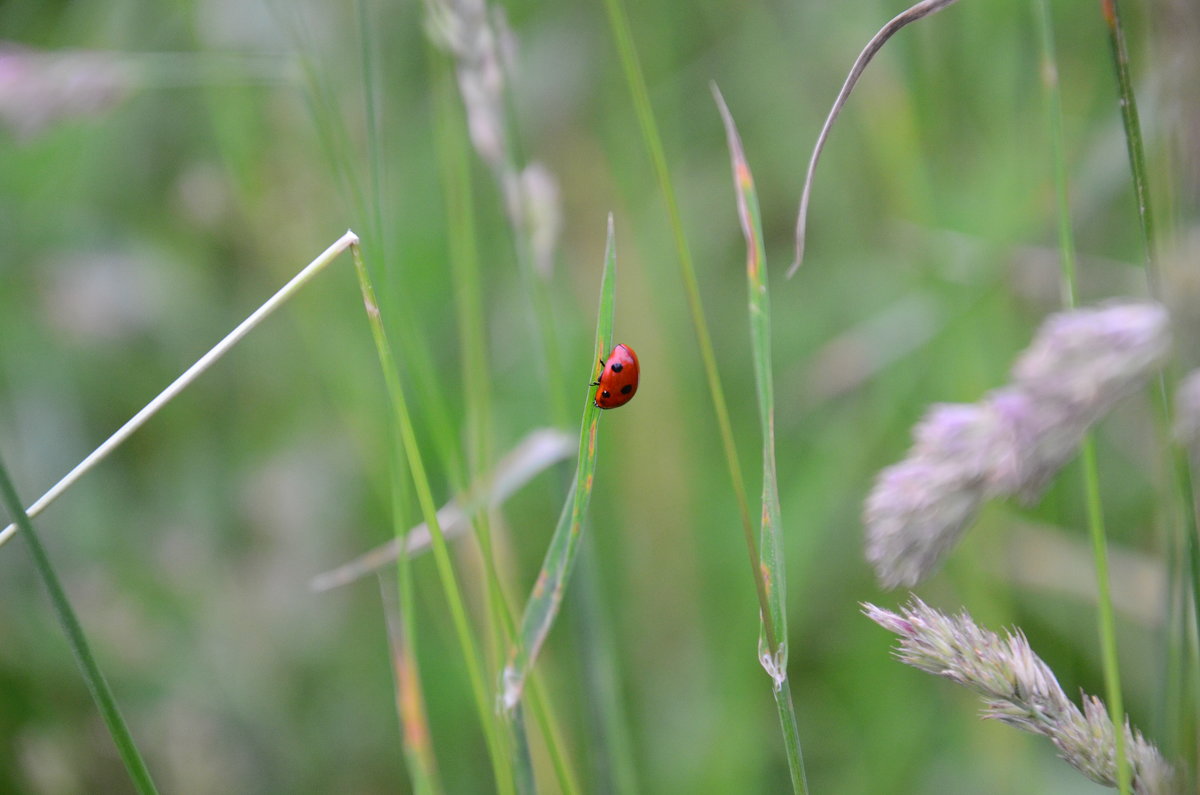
[601,390,611,398]
[610,362,623,373]
[620,384,633,395]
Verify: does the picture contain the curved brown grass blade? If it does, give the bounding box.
[789,0,961,277]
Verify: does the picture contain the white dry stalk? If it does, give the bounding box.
[309,427,574,591]
[865,300,1171,588]
[790,0,961,275]
[865,598,1174,793]
[0,231,360,549]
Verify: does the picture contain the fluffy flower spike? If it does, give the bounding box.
[865,598,1174,794]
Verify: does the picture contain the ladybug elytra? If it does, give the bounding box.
[591,343,640,409]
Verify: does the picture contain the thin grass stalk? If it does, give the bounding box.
[0,460,158,794]
[0,232,359,550]
[572,535,640,795]
[386,425,442,795]
[357,4,465,484]
[1035,6,1130,791]
[1100,0,1156,274]
[297,8,465,484]
[1100,0,1200,777]
[425,43,530,786]
[350,242,515,794]
[511,703,536,795]
[380,497,443,795]
[429,49,581,794]
[430,50,512,670]
[600,0,777,654]
[1080,437,1133,795]
[713,84,809,794]
[423,0,568,426]
[501,217,617,711]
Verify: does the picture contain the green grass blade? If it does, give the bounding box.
[501,215,616,712]
[601,0,776,654]
[713,83,809,795]
[350,241,515,795]
[0,459,159,795]
[1098,0,1200,783]
[1035,7,1131,791]
[1100,0,1156,274]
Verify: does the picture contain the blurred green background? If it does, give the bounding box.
[1,0,1196,792]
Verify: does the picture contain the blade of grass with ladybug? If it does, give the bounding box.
[500,214,619,712]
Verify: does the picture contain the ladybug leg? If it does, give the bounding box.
[590,357,606,386]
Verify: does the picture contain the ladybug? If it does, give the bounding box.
[592,343,640,409]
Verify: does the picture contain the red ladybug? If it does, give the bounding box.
[592,343,639,409]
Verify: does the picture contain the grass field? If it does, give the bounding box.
[1,0,1196,792]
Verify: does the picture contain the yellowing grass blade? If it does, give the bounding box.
[714,84,810,795]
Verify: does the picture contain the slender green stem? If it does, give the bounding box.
[351,242,515,795]
[1080,438,1131,794]
[572,535,639,795]
[1100,0,1156,279]
[601,0,776,654]
[0,460,158,794]
[385,477,443,794]
[1100,0,1200,662]
[1100,0,1200,778]
[774,686,808,795]
[511,703,536,795]
[1036,5,1129,790]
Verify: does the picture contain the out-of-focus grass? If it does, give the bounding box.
[0,0,1194,792]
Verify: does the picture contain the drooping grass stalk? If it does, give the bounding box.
[309,429,575,589]
[1035,5,1130,791]
[601,0,777,655]
[0,231,359,551]
[713,84,809,795]
[0,460,159,794]
[788,0,961,275]
[350,241,515,794]
[500,216,617,711]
